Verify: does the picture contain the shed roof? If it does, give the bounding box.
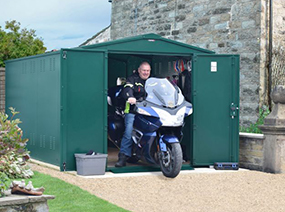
[79,33,214,55]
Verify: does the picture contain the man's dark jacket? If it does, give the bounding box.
[121,72,147,113]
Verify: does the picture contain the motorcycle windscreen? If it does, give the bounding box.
[145,78,184,108]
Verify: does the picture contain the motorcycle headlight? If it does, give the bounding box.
[152,107,185,126]
[176,107,186,123]
[160,114,168,124]
[176,113,184,123]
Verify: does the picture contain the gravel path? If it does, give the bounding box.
[30,163,285,212]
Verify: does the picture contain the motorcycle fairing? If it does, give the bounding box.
[136,107,159,118]
[133,114,162,132]
[151,106,188,127]
[141,132,157,164]
[137,100,192,116]
[107,85,124,108]
[136,100,193,127]
[184,105,193,117]
[107,114,125,145]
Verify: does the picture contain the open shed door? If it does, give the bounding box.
[191,54,239,166]
[61,49,107,171]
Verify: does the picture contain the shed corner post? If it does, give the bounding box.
[103,51,109,154]
[59,49,68,171]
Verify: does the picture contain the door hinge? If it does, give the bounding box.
[62,51,67,59]
[231,57,235,66]
[230,103,239,119]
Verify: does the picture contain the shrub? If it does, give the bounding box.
[0,108,33,179]
[240,105,270,133]
[0,172,9,197]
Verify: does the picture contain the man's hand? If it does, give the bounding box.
[128,97,136,105]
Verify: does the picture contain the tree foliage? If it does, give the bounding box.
[0,20,46,67]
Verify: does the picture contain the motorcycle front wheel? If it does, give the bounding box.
[159,143,183,178]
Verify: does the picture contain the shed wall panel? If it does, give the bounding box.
[5,54,61,166]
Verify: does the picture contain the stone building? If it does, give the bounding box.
[107,0,285,126]
[79,25,111,46]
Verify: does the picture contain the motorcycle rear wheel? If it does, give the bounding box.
[159,143,183,178]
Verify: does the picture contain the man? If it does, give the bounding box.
[115,62,151,167]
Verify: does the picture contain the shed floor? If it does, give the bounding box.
[107,147,150,167]
[107,146,193,173]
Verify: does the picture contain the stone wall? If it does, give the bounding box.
[110,0,285,126]
[80,26,111,46]
[0,67,5,112]
[274,0,285,46]
[239,132,264,171]
[0,195,55,212]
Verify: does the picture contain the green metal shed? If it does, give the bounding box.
[5,33,239,171]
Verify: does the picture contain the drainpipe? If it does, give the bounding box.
[268,0,273,111]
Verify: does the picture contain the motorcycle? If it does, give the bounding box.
[107,77,193,178]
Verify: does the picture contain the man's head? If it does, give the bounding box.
[138,62,151,80]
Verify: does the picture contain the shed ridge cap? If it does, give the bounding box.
[81,33,162,49]
[80,33,214,54]
[141,33,162,38]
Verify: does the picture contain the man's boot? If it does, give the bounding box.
[115,153,127,167]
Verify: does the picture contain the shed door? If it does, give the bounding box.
[191,54,239,165]
[61,49,107,171]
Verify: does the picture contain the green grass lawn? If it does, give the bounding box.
[11,171,129,212]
